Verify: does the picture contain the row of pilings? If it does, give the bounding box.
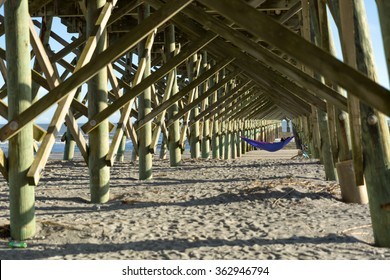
[2,0,390,248]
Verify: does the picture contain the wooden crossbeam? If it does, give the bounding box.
[108,0,144,26]
[181,2,344,111]
[0,57,7,81]
[197,0,390,115]
[0,0,195,142]
[0,100,46,142]
[166,68,241,127]
[150,49,180,154]
[81,31,216,134]
[0,147,8,181]
[146,0,330,118]
[179,55,203,148]
[0,48,51,92]
[106,30,155,166]
[136,58,235,130]
[50,35,85,63]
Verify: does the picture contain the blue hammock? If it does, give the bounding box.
[240,136,294,152]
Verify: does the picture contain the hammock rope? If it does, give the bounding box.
[240,136,294,152]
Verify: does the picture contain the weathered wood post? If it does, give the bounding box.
[5,0,35,240]
[166,25,182,166]
[224,81,232,160]
[87,0,110,203]
[117,52,133,163]
[190,54,200,159]
[138,3,153,179]
[349,0,390,247]
[201,51,211,159]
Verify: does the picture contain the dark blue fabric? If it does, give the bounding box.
[240,136,294,152]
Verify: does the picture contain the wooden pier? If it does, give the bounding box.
[0,0,389,247]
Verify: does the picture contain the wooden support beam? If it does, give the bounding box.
[0,148,8,181]
[87,0,111,202]
[136,58,235,130]
[82,33,216,134]
[348,0,390,247]
[337,0,365,185]
[0,100,46,142]
[375,0,390,82]
[197,0,390,115]
[150,63,176,153]
[166,67,240,127]
[50,35,86,63]
[0,0,195,141]
[106,30,155,166]
[192,81,254,124]
[181,1,346,112]
[138,3,153,180]
[5,0,36,240]
[178,54,202,151]
[108,0,144,26]
[27,16,90,185]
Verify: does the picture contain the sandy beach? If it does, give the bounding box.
[1,149,390,260]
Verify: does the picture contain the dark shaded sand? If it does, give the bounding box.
[1,149,390,259]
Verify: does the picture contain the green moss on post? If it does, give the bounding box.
[87,0,110,203]
[5,0,36,240]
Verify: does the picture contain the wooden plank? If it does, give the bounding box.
[81,32,216,134]
[197,0,390,115]
[0,0,195,142]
